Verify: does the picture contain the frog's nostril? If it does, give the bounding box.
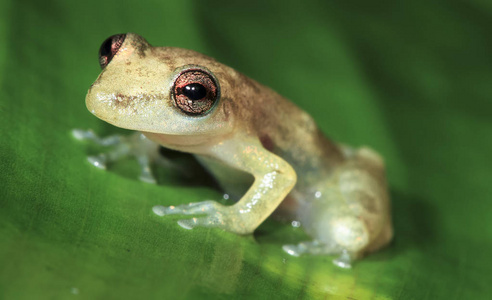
[98,34,126,69]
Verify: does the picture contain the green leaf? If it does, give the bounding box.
[1,0,491,298]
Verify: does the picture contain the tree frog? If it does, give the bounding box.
[80,33,393,268]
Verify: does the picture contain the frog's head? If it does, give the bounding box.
[86,33,242,142]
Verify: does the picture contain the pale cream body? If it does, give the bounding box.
[86,33,393,265]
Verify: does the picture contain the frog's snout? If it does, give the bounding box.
[98,34,126,69]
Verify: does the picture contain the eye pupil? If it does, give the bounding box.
[183,83,207,100]
[173,69,219,115]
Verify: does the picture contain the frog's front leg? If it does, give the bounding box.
[153,200,227,229]
[72,129,125,169]
[153,137,297,235]
[72,129,159,184]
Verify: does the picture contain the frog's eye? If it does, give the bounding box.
[99,34,126,69]
[173,69,219,115]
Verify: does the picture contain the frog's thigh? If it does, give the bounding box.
[305,148,391,255]
[305,192,371,255]
[341,148,393,253]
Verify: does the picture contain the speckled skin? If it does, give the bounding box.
[86,33,393,264]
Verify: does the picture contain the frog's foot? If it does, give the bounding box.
[152,201,226,230]
[282,241,355,269]
[72,129,122,146]
[332,250,355,269]
[282,240,332,257]
[72,129,158,184]
[72,129,128,170]
[136,155,156,184]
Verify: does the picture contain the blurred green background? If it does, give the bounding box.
[1,0,491,299]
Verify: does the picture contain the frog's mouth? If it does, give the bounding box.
[86,86,233,139]
[85,89,165,129]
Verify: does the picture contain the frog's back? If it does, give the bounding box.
[229,74,346,187]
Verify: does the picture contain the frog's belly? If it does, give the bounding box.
[194,154,254,201]
[194,152,335,216]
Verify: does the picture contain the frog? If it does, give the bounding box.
[80,33,393,268]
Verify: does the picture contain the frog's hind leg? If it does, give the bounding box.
[283,190,368,269]
[336,147,393,254]
[283,240,356,269]
[283,147,393,268]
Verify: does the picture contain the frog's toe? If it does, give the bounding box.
[176,214,224,230]
[87,154,107,169]
[177,218,197,230]
[282,244,302,257]
[152,201,219,216]
[152,201,226,230]
[136,155,156,184]
[152,205,167,216]
[332,250,354,269]
[282,240,335,257]
[72,129,90,140]
[139,174,156,184]
[282,240,355,268]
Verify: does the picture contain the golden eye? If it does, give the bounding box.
[173,69,218,115]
